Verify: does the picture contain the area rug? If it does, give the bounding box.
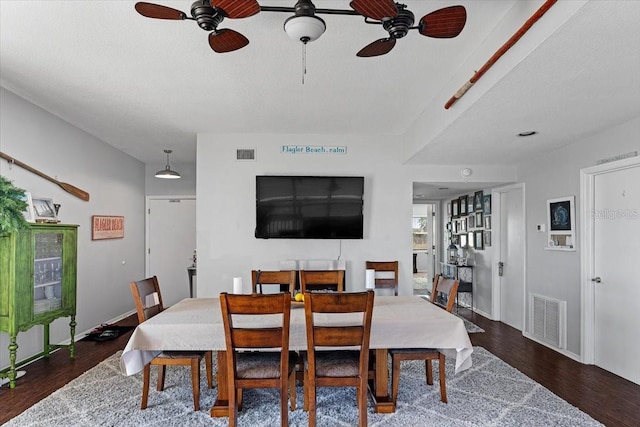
[5,347,602,427]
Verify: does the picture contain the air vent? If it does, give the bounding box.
[236,148,256,161]
[529,293,566,349]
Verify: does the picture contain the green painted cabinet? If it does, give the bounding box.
[0,223,78,388]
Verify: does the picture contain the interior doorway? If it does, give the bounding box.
[413,203,437,296]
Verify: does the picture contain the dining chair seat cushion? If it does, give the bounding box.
[305,351,361,377]
[236,351,297,379]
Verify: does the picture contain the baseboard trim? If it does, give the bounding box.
[523,331,582,362]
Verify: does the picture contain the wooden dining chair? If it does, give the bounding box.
[299,270,344,293]
[251,270,296,295]
[129,276,213,411]
[220,292,297,427]
[366,261,399,295]
[389,276,460,405]
[303,290,375,427]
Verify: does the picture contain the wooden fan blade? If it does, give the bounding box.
[209,29,249,53]
[350,0,398,20]
[134,2,186,20]
[356,38,396,57]
[212,0,260,19]
[419,5,467,38]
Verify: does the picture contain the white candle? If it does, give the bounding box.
[365,269,376,290]
[233,277,243,294]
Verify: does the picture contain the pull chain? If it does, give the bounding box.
[301,40,307,84]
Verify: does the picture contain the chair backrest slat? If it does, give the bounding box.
[366,261,399,295]
[430,275,459,313]
[251,270,297,295]
[300,270,344,293]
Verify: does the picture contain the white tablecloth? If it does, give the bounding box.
[120,296,473,376]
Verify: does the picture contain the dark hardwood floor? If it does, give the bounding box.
[2,309,639,426]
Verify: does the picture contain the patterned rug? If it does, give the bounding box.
[5,347,602,427]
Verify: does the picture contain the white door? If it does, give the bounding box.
[498,186,525,330]
[147,197,196,307]
[593,165,640,384]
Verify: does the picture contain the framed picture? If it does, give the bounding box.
[460,217,467,232]
[546,196,576,251]
[92,215,125,240]
[475,212,483,229]
[460,233,468,248]
[459,195,467,215]
[447,202,451,216]
[20,191,35,222]
[484,215,491,230]
[469,214,475,228]
[474,230,484,250]
[468,196,474,213]
[474,191,484,211]
[468,231,475,248]
[32,197,56,221]
[484,230,491,247]
[451,198,460,218]
[483,194,492,215]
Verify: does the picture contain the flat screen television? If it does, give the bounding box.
[255,175,364,239]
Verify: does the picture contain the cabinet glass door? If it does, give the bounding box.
[33,232,64,314]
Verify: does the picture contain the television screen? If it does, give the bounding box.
[255,176,364,239]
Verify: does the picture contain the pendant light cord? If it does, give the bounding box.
[302,40,307,84]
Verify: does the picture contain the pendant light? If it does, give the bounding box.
[155,149,181,179]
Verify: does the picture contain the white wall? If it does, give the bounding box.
[518,116,640,355]
[196,133,415,296]
[0,87,146,369]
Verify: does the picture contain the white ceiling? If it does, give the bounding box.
[2,1,639,197]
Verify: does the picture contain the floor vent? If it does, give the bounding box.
[529,293,566,349]
[236,148,256,161]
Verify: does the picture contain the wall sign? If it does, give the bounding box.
[92,215,125,240]
[281,145,347,154]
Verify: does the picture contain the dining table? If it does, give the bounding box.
[120,295,473,416]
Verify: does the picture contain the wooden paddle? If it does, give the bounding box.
[0,151,90,201]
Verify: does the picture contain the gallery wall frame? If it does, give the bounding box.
[546,195,576,251]
[474,190,484,211]
[32,197,57,222]
[92,215,125,240]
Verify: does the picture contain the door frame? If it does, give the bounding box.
[491,183,527,326]
[580,156,640,364]
[145,195,196,277]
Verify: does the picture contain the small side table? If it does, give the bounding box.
[187,267,196,298]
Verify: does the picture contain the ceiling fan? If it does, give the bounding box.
[134,0,467,56]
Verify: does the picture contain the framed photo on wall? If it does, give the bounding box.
[474,230,484,250]
[484,215,491,230]
[484,230,491,247]
[475,212,483,229]
[482,194,492,215]
[474,190,484,211]
[459,195,467,215]
[451,198,460,218]
[546,196,576,251]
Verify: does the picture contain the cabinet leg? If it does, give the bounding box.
[69,316,76,358]
[4,335,19,388]
[43,323,51,357]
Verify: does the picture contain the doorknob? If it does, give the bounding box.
[591,277,601,283]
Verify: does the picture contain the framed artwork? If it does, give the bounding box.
[468,196,474,213]
[475,212,483,229]
[447,202,451,216]
[459,195,467,215]
[460,233,468,248]
[92,215,125,240]
[20,191,35,222]
[484,230,491,247]
[474,190,484,211]
[32,197,56,221]
[469,214,475,228]
[451,198,460,218]
[484,215,491,230]
[546,196,575,251]
[460,217,467,232]
[483,194,492,215]
[468,231,475,248]
[474,230,484,250]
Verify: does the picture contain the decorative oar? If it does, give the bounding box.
[0,152,90,201]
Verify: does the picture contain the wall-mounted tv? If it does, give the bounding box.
[255,175,364,239]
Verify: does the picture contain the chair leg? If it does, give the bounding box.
[289,370,297,411]
[157,364,166,391]
[308,381,317,427]
[426,359,434,385]
[141,364,151,409]
[237,389,243,411]
[303,368,309,411]
[205,351,213,389]
[191,359,201,411]
[229,382,237,427]
[438,353,447,403]
[358,380,368,427]
[391,355,401,405]
[280,382,288,427]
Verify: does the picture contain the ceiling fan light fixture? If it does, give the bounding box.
[284,15,326,43]
[155,149,181,179]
